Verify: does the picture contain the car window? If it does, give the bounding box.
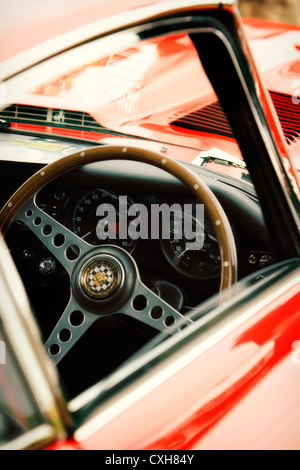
[0,326,44,446]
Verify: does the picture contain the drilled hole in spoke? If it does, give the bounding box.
[65,245,80,261]
[34,216,42,226]
[53,233,65,247]
[58,328,72,343]
[150,305,163,320]
[164,315,175,327]
[69,311,84,327]
[25,209,33,218]
[132,295,147,311]
[49,344,60,356]
[42,224,52,236]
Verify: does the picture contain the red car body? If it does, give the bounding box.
[47,284,300,451]
[0,0,299,451]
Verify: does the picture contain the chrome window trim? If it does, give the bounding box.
[0,424,59,451]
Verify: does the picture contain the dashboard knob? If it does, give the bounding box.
[248,254,257,265]
[259,254,272,268]
[39,258,56,275]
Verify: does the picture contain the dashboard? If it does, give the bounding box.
[1,146,273,398]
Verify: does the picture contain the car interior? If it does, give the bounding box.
[1,155,272,398]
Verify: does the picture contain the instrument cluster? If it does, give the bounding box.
[61,187,221,281]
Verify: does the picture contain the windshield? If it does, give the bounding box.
[0,31,246,180]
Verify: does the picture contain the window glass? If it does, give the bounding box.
[0,325,44,446]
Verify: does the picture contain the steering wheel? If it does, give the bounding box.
[0,146,237,365]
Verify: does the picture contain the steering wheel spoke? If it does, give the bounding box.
[14,196,92,276]
[122,279,193,334]
[45,295,98,365]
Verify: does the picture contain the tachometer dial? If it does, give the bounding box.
[71,189,137,253]
[160,204,221,279]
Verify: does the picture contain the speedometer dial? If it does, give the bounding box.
[71,189,137,253]
[160,204,221,279]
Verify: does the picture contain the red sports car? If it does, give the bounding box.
[0,0,299,451]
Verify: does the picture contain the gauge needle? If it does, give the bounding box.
[82,228,96,240]
[178,248,190,259]
[207,233,218,242]
[82,222,122,240]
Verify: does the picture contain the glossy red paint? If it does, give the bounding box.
[0,0,167,62]
[9,121,116,142]
[194,353,300,449]
[45,282,300,450]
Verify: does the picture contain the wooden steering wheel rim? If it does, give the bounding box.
[0,145,237,292]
